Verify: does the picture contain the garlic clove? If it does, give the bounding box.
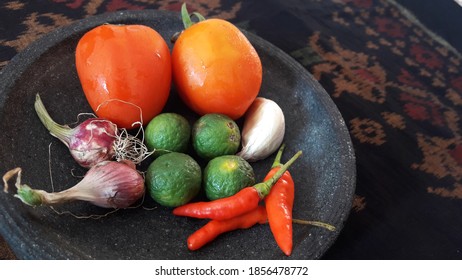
[237,97,285,162]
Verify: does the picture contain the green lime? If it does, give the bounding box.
[146,152,201,207]
[145,113,191,156]
[203,155,255,200]
[192,114,241,160]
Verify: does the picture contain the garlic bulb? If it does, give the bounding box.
[237,97,285,162]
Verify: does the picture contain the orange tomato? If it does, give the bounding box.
[172,18,262,120]
[75,24,171,129]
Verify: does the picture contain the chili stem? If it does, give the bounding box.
[292,218,336,232]
[255,150,302,198]
[271,144,286,168]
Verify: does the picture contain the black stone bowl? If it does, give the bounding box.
[0,10,356,259]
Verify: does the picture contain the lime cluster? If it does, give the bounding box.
[144,113,255,207]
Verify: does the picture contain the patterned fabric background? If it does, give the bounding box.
[0,0,461,259]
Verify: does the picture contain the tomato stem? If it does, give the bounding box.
[181,3,206,29]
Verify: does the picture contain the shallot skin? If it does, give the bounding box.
[72,160,145,208]
[35,94,118,168]
[67,118,117,168]
[3,160,145,209]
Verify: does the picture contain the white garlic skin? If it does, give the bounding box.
[237,97,285,162]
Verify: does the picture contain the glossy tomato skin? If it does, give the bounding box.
[172,19,262,120]
[76,24,171,129]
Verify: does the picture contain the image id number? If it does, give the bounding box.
[248,266,309,276]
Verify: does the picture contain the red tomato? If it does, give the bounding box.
[75,24,171,129]
[172,19,262,120]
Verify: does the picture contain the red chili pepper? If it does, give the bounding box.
[264,145,295,256]
[187,206,268,251]
[173,150,302,220]
[173,187,260,220]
